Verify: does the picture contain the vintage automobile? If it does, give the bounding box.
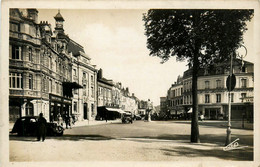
[10,116,64,136]
[122,113,133,124]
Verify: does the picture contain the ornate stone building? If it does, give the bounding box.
[9,9,94,122]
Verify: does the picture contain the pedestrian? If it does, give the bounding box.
[37,113,47,142]
[69,115,73,128]
[65,115,69,129]
[57,113,63,126]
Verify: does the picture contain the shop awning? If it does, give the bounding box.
[106,107,126,114]
[187,108,193,113]
[62,82,83,98]
[63,82,83,89]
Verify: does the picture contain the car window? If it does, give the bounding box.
[30,118,36,122]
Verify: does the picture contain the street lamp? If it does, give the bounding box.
[225,45,247,146]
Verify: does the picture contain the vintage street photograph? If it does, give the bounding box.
[1,1,259,166]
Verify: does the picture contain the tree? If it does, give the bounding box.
[143,9,253,143]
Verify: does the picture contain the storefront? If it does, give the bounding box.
[49,94,72,122]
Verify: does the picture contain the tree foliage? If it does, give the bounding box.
[143,9,253,142]
[143,9,253,67]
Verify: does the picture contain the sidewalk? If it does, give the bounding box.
[220,120,253,130]
[72,119,122,127]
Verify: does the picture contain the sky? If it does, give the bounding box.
[38,9,254,106]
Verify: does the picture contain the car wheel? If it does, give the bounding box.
[56,126,63,136]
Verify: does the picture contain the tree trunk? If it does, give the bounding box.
[190,50,200,143]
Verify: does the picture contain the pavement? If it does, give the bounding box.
[8,120,254,162]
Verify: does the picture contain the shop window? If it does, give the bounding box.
[74,102,77,113]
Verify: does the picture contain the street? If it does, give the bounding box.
[9,120,253,161]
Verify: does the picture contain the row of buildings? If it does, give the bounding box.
[160,58,254,121]
[9,8,151,123]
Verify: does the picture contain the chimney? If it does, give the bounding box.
[98,68,103,79]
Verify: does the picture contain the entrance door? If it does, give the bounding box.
[84,103,88,120]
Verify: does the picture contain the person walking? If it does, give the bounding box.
[57,113,63,126]
[65,115,69,129]
[37,113,47,142]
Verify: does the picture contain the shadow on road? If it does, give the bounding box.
[171,120,253,130]
[124,133,253,146]
[9,134,115,142]
[161,146,253,161]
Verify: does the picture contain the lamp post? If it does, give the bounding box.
[225,45,247,146]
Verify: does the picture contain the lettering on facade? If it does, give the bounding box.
[51,96,62,101]
[223,138,248,151]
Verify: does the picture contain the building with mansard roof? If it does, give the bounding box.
[164,58,254,121]
[9,9,95,123]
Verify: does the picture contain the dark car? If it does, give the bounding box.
[10,116,64,136]
[122,113,133,124]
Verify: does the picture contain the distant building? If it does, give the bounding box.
[167,76,184,118]
[164,58,254,121]
[159,97,167,118]
[97,69,113,107]
[68,39,97,121]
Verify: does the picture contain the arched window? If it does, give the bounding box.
[25,102,34,116]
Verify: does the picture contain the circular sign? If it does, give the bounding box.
[226,74,236,91]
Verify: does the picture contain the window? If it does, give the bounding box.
[74,102,77,112]
[28,74,33,89]
[9,73,23,89]
[25,102,34,116]
[91,75,94,82]
[205,81,210,89]
[49,79,52,93]
[83,72,86,78]
[216,94,221,103]
[56,82,59,94]
[231,93,234,102]
[91,86,94,97]
[12,45,22,60]
[10,22,20,32]
[241,65,246,72]
[241,93,246,99]
[241,79,247,88]
[28,48,32,61]
[216,80,221,89]
[73,69,77,76]
[49,57,52,70]
[91,104,94,113]
[83,84,86,96]
[205,94,210,103]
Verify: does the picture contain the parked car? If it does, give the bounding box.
[10,116,64,136]
[122,113,133,124]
